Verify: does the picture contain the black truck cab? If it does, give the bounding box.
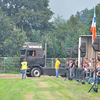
[20,42,45,77]
[20,42,66,77]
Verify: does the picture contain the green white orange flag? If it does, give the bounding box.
[90,8,96,43]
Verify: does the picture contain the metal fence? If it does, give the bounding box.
[0,57,69,73]
[46,58,68,68]
[0,57,20,74]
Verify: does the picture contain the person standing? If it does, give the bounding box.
[69,60,72,78]
[21,59,28,79]
[75,59,78,78]
[72,60,75,78]
[55,58,60,77]
[66,61,70,78]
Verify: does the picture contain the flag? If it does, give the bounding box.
[90,8,96,43]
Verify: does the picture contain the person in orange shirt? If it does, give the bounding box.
[55,58,60,77]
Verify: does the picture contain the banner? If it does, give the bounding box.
[90,8,96,43]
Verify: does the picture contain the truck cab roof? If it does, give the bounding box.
[21,42,43,50]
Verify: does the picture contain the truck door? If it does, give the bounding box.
[26,50,36,66]
[26,49,45,67]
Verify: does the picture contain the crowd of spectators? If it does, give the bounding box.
[66,53,100,84]
[66,58,78,79]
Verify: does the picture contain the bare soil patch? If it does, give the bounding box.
[0,74,22,79]
[24,92,33,100]
[0,74,56,79]
[37,82,50,88]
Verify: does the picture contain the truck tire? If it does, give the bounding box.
[31,68,41,77]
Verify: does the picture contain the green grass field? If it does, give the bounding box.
[0,76,100,100]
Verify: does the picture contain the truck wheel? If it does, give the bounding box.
[31,68,41,77]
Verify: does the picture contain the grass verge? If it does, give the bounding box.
[0,77,100,100]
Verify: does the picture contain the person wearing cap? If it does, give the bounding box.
[55,58,60,77]
[21,59,28,79]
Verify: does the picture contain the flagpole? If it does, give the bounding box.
[93,6,96,81]
[91,7,94,62]
[92,6,96,76]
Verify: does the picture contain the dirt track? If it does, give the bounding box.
[0,74,22,79]
[0,74,55,79]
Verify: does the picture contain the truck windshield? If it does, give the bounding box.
[21,50,25,55]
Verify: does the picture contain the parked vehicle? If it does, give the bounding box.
[20,42,66,77]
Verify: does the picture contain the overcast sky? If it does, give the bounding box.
[49,0,100,21]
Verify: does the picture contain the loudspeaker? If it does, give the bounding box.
[92,37,100,51]
[80,52,86,57]
[66,48,72,57]
[80,42,86,57]
[80,42,86,53]
[73,45,78,55]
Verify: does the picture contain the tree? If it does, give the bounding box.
[46,14,89,58]
[78,8,92,26]
[96,4,100,35]
[0,0,54,35]
[0,10,27,56]
[4,26,28,57]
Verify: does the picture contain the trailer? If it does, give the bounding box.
[78,35,100,67]
[20,42,66,77]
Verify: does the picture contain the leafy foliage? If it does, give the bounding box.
[0,10,27,57]
[0,1,100,58]
[78,8,92,26]
[0,0,54,40]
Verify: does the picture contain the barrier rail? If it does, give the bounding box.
[0,57,69,73]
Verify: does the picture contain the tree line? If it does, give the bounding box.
[0,0,100,58]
